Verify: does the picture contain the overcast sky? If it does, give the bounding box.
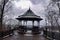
[3,0,58,26]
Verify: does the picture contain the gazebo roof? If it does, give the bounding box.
[16,8,43,21]
[20,8,39,17]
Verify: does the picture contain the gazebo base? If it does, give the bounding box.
[18,29,27,34]
[18,26,40,34]
[32,27,40,34]
[18,26,27,34]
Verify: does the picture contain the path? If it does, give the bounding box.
[3,31,48,40]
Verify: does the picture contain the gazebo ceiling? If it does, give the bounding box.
[16,8,43,21]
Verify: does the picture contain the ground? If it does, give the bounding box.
[3,31,48,40]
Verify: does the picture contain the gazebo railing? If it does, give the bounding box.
[17,25,40,34]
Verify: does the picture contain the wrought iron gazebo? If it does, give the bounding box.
[16,8,43,34]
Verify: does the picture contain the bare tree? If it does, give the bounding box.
[45,0,59,31]
[0,0,9,31]
[51,0,60,15]
[51,0,60,32]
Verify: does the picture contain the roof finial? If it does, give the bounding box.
[29,5,30,9]
[29,3,31,10]
[29,5,32,11]
[29,7,30,10]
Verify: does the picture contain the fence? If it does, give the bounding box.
[43,29,60,40]
[0,29,14,38]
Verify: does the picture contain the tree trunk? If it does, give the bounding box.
[0,0,8,31]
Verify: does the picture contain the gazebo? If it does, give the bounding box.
[16,8,43,34]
